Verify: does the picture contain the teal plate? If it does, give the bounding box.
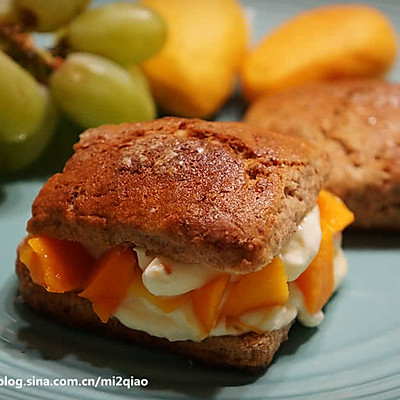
[1,1,400,399]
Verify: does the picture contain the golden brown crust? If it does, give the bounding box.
[16,259,292,372]
[244,79,400,230]
[27,117,328,272]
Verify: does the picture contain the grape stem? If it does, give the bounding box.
[0,21,63,84]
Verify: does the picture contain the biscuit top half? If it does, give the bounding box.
[28,117,328,273]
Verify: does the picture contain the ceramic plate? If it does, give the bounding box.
[1,1,400,399]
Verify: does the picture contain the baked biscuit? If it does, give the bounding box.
[244,79,400,229]
[17,117,353,370]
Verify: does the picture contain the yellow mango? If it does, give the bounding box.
[221,257,288,318]
[296,190,353,314]
[295,227,335,315]
[79,247,136,323]
[241,4,397,101]
[318,190,355,234]
[21,236,95,293]
[19,240,43,286]
[140,0,248,117]
[192,275,230,333]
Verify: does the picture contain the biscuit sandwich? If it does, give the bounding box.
[16,117,354,371]
[244,79,400,230]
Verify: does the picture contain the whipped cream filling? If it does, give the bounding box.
[280,205,322,281]
[114,207,348,342]
[114,295,203,341]
[136,205,322,297]
[136,250,223,296]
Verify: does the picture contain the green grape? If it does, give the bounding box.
[0,86,58,173]
[65,3,166,65]
[0,49,46,143]
[49,52,156,129]
[13,0,91,32]
[128,64,153,94]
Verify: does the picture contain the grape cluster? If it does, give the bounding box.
[0,0,166,173]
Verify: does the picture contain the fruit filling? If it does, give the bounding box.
[19,190,354,337]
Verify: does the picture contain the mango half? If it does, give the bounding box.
[140,0,248,118]
[241,4,397,101]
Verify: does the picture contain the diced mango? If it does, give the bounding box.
[79,247,136,323]
[192,275,230,333]
[318,190,355,233]
[221,257,289,318]
[129,262,187,313]
[296,227,335,315]
[19,240,43,286]
[294,190,353,314]
[21,236,95,293]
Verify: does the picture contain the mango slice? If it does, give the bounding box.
[20,236,95,293]
[318,190,355,233]
[79,247,136,323]
[19,240,43,286]
[295,228,335,315]
[221,257,289,318]
[192,275,230,333]
[241,4,397,101]
[296,190,353,314]
[129,262,187,313]
[140,0,248,117]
